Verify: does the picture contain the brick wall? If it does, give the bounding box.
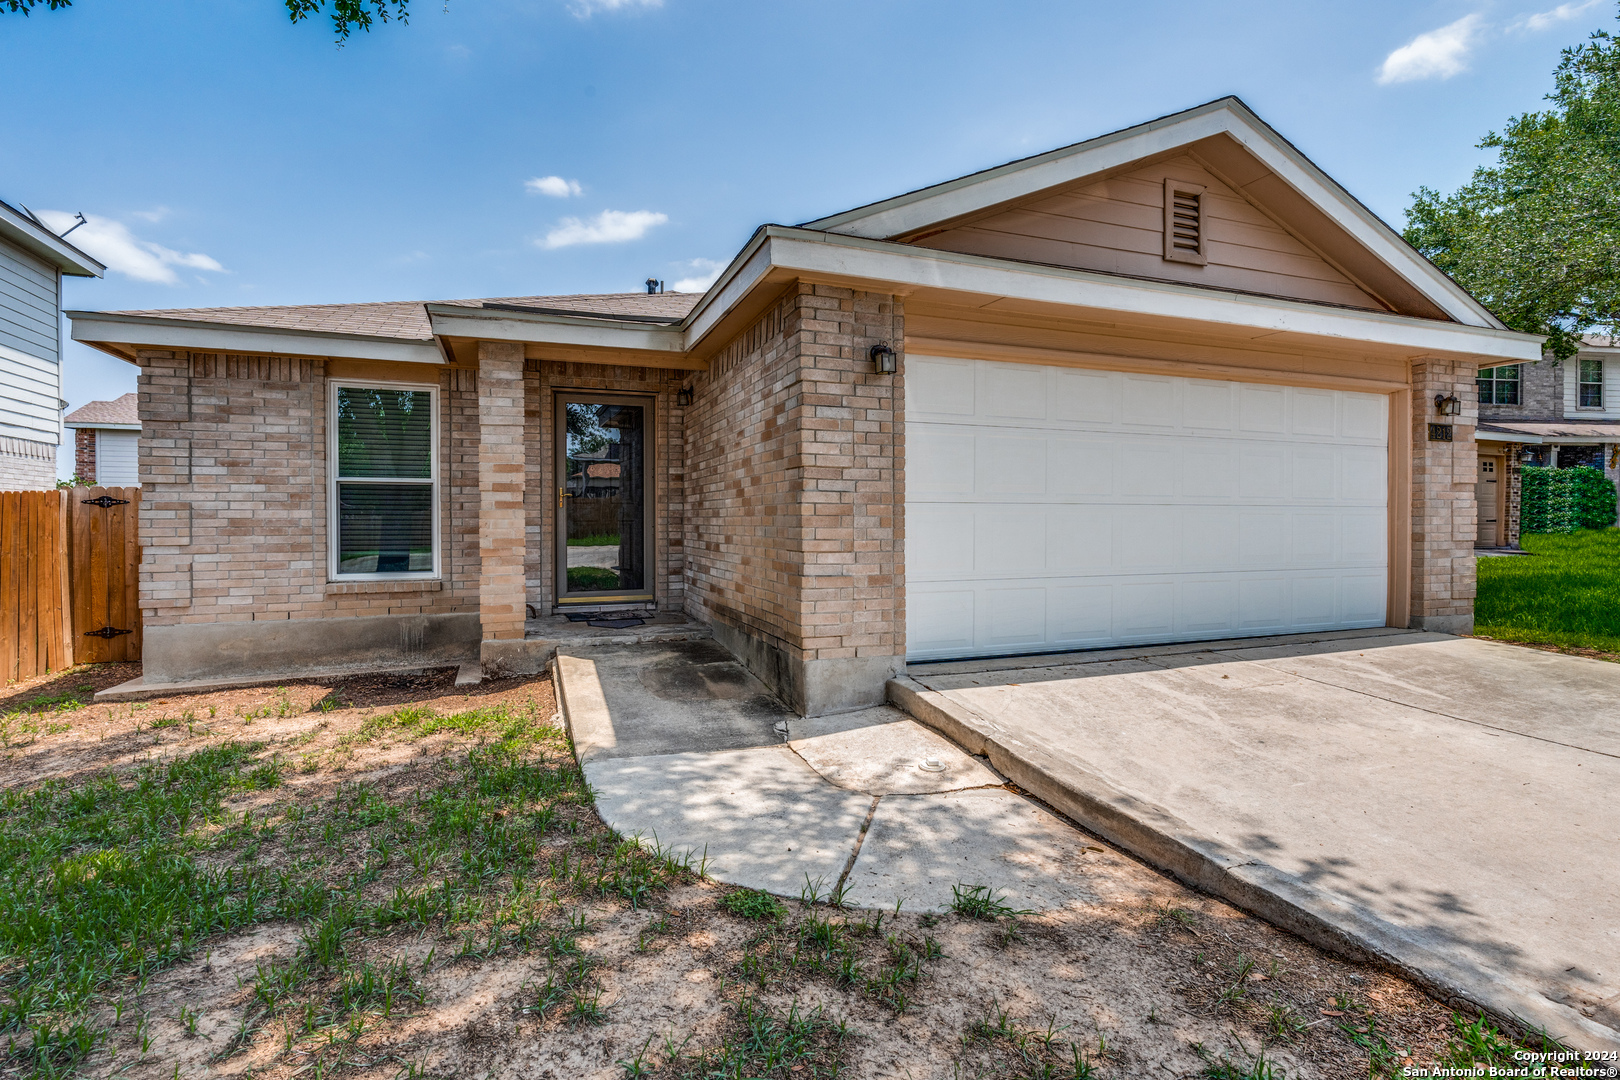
[524,359,686,613]
[74,429,96,483]
[0,435,56,490]
[1410,358,1477,631]
[1479,357,1560,421]
[134,349,480,626]
[684,283,903,708]
[1503,443,1522,548]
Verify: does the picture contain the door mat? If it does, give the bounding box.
[588,618,645,629]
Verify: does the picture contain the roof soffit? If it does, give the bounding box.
[801,98,1501,330]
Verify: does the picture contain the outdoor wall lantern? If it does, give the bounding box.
[870,342,898,374]
[1434,392,1462,416]
[1520,447,1538,465]
[675,386,694,407]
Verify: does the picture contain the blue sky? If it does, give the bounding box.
[1,0,1612,477]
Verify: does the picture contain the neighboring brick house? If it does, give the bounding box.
[0,199,103,489]
[68,98,1543,714]
[1475,340,1620,548]
[63,392,141,486]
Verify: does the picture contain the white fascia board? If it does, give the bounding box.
[64,422,141,431]
[1477,432,1545,444]
[680,229,776,349]
[740,229,1542,362]
[0,204,105,277]
[803,99,1500,332]
[67,313,444,365]
[425,306,686,353]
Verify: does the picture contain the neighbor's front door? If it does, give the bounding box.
[1476,456,1501,547]
[555,393,654,604]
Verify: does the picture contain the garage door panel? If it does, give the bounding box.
[978,435,1047,495]
[906,357,1388,661]
[907,356,976,418]
[977,508,1046,575]
[982,587,1047,648]
[1051,585,1113,644]
[909,429,976,494]
[1053,369,1116,424]
[1049,437,1115,495]
[1047,506,1113,572]
[1119,444,1180,498]
[982,363,1050,420]
[909,588,976,654]
[1239,384,1287,433]
[910,506,976,576]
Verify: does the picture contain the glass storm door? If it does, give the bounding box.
[556,394,653,603]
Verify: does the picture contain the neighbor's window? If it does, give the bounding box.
[1579,358,1604,408]
[1476,365,1521,405]
[330,382,438,579]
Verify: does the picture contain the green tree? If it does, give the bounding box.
[1,0,410,41]
[1404,6,1620,360]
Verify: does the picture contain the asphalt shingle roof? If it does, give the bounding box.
[102,292,703,341]
[63,392,139,427]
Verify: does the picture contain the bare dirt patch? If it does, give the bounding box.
[0,662,1550,1079]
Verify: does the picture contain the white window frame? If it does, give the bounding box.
[1578,357,1604,410]
[327,378,441,582]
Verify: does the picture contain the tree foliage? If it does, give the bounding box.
[1404,7,1620,360]
[1,0,410,41]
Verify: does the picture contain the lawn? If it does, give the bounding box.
[1475,528,1620,654]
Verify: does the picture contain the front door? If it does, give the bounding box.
[556,394,654,604]
[1476,456,1501,547]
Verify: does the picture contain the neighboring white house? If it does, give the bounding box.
[63,392,141,486]
[0,199,104,489]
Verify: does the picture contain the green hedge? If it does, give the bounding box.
[1520,466,1618,534]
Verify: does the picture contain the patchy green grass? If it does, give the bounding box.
[0,696,698,1078]
[1475,529,1620,654]
[566,534,619,547]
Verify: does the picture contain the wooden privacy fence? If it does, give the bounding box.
[1,486,142,683]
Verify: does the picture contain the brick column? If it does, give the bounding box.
[477,341,527,643]
[1409,358,1477,633]
[1504,443,1523,549]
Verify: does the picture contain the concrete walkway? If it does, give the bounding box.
[554,639,1111,913]
[893,629,1620,1050]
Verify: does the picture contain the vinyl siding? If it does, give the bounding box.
[1564,352,1620,418]
[913,154,1385,312]
[0,238,61,444]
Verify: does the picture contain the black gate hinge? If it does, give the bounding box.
[81,495,130,508]
[84,626,134,639]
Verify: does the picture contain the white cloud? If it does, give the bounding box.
[1511,0,1601,32]
[1377,13,1485,84]
[670,258,724,293]
[540,209,667,249]
[128,206,170,223]
[526,175,583,198]
[567,0,661,18]
[35,210,224,284]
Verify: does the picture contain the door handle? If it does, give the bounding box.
[558,486,574,508]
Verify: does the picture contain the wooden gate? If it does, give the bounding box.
[68,487,142,664]
[0,486,142,683]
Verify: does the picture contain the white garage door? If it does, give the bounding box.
[906,356,1388,662]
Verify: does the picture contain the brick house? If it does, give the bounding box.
[63,392,142,486]
[1474,342,1620,548]
[68,99,1542,714]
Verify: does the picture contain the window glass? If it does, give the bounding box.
[336,387,432,478]
[332,384,436,578]
[1579,358,1604,408]
[1476,365,1520,406]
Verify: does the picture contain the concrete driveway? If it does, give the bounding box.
[892,628,1620,1050]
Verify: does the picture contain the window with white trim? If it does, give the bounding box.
[329,381,438,579]
[1579,357,1604,408]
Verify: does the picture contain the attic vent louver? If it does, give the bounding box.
[1163,179,1207,266]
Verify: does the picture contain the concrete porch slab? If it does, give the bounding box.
[889,629,1620,1051]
